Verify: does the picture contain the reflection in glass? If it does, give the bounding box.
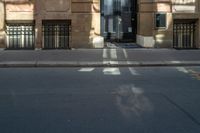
[101,0,135,41]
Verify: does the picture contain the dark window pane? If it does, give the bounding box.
[156,13,166,28]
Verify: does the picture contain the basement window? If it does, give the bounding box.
[6,23,35,49]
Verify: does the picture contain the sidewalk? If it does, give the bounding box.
[0,48,200,67]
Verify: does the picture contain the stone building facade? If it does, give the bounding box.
[0,0,200,49]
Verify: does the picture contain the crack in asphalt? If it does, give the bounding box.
[161,93,200,127]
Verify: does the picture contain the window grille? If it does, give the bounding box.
[42,20,71,49]
[173,21,196,49]
[7,23,35,49]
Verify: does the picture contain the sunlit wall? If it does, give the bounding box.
[172,0,196,13]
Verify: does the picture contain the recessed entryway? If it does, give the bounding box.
[101,0,137,42]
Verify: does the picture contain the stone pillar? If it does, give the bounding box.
[137,0,155,47]
[71,0,103,48]
[35,19,42,49]
[92,1,104,48]
[35,0,42,49]
[0,2,4,30]
[0,1,5,48]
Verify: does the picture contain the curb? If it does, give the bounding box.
[0,61,200,68]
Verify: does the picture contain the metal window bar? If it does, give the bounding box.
[173,22,195,49]
[42,21,71,49]
[7,24,35,49]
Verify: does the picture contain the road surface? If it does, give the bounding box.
[0,67,200,133]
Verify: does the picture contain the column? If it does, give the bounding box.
[0,1,5,48]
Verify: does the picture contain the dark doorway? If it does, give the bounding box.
[101,0,137,42]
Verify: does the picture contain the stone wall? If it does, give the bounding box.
[153,1,173,48]
[34,0,71,48]
[71,0,102,48]
[5,3,34,21]
[0,0,200,48]
[137,0,200,48]
[0,1,5,48]
[35,0,103,48]
[137,0,155,47]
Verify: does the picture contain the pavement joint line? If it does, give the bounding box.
[161,93,200,127]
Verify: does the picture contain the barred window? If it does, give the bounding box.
[7,23,35,49]
[42,20,71,49]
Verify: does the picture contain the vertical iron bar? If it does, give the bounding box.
[183,24,185,48]
[188,24,189,48]
[177,23,179,48]
[186,24,188,48]
[193,23,195,48]
[189,23,191,48]
[173,23,175,48]
[174,23,176,48]
[26,25,27,48]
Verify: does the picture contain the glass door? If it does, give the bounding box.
[101,0,136,42]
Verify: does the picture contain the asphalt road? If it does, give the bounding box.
[0,67,200,133]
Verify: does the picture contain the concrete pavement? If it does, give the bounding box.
[0,48,200,67]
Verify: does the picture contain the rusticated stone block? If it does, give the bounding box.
[0,2,4,30]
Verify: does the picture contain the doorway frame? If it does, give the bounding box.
[100,0,137,42]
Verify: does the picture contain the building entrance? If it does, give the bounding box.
[101,0,137,42]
